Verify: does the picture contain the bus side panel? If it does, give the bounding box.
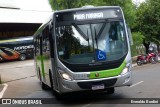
[0,47,20,61]
[0,37,34,62]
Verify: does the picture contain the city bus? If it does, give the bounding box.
[34,6,133,98]
[0,36,34,62]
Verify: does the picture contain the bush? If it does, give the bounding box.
[131,32,145,57]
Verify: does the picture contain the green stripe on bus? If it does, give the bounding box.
[41,55,45,78]
[36,55,45,78]
[89,61,126,79]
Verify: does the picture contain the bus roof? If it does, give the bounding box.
[54,6,122,14]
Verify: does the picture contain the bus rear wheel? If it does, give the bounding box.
[19,54,26,61]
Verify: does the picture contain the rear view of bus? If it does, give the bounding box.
[55,6,132,94]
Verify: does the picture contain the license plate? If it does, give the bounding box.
[92,84,104,90]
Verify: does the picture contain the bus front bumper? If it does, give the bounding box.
[58,72,132,93]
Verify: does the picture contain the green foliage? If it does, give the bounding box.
[132,32,145,45]
[131,32,145,56]
[49,0,105,10]
[135,0,160,44]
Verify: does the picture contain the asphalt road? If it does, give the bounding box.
[0,60,160,107]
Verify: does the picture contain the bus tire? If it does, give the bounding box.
[39,69,49,90]
[107,87,115,94]
[49,70,53,90]
[19,54,26,61]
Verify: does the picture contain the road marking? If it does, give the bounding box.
[83,104,90,107]
[129,81,144,88]
[0,83,8,98]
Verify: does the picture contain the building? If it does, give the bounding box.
[0,0,52,39]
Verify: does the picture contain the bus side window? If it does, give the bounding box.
[49,23,54,58]
[126,25,133,46]
[34,38,36,55]
[42,25,49,52]
[39,35,43,55]
[35,36,39,55]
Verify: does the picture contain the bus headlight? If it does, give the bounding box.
[58,69,73,81]
[121,63,130,75]
[62,73,72,80]
[121,67,129,75]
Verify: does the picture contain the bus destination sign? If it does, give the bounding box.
[56,8,122,22]
[73,12,104,20]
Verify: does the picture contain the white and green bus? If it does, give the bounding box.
[34,6,133,97]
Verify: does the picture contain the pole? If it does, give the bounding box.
[0,74,1,84]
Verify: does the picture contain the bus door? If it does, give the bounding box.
[42,25,52,87]
[38,35,46,83]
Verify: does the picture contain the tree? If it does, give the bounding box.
[131,32,145,56]
[49,0,105,10]
[135,0,160,52]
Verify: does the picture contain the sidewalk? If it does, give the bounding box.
[132,56,137,67]
[132,63,137,67]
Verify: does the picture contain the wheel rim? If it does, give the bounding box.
[137,60,142,65]
[150,57,156,64]
[20,54,26,60]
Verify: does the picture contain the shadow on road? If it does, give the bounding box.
[50,91,128,104]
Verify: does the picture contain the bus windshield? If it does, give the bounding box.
[56,21,128,64]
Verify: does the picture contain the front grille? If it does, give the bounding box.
[77,78,117,89]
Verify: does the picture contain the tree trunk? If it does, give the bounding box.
[143,40,150,54]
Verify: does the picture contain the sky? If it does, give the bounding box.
[132,0,146,4]
[13,0,52,11]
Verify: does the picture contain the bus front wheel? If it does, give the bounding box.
[39,69,49,90]
[54,92,66,100]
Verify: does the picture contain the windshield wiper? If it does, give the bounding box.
[94,23,106,50]
[73,23,89,41]
[94,27,98,49]
[96,22,106,39]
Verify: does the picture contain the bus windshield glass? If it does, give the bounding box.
[56,21,128,64]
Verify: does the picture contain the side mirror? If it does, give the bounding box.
[127,27,133,46]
